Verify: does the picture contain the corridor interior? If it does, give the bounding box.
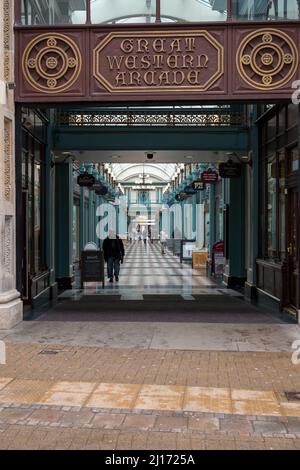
[74,240,219,297]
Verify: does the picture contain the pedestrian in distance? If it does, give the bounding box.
[103,230,125,283]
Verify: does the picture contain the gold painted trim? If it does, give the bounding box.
[93,30,224,93]
[22,32,82,94]
[236,28,299,91]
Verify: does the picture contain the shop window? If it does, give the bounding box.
[34,160,42,273]
[21,110,47,278]
[73,200,80,262]
[214,195,223,242]
[289,147,299,173]
[266,155,277,258]
[278,151,286,261]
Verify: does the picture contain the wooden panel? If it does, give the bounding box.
[256,260,284,300]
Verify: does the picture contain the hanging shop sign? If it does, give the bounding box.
[192,181,206,191]
[96,186,108,196]
[184,186,197,195]
[201,170,219,184]
[77,172,95,187]
[175,192,189,202]
[219,161,242,178]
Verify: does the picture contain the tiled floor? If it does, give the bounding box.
[70,241,221,298]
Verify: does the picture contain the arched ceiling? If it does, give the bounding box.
[73,0,225,23]
[111,163,178,182]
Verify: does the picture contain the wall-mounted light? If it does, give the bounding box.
[6,82,15,90]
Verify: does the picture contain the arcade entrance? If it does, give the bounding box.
[12,0,300,323]
[16,98,300,322]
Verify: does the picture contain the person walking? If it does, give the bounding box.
[103,230,125,283]
[160,229,168,255]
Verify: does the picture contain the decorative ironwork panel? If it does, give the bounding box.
[55,109,247,127]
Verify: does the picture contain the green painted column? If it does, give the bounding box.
[79,164,85,251]
[55,161,74,289]
[87,164,94,242]
[245,106,259,299]
[223,171,246,288]
[79,186,85,250]
[45,110,57,298]
[209,184,215,257]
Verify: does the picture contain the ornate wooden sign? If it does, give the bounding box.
[93,30,223,93]
[15,22,300,102]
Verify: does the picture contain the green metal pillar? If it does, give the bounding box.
[88,163,94,242]
[55,160,74,289]
[244,106,259,300]
[209,184,215,257]
[223,172,246,288]
[45,110,58,298]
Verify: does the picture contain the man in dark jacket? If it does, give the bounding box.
[102,230,125,283]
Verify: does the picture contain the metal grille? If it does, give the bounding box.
[55,108,247,127]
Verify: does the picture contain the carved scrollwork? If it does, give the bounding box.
[236,29,298,90]
[22,33,81,93]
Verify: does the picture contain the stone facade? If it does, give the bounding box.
[0,0,22,328]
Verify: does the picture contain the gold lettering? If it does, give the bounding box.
[172,70,185,85]
[115,72,127,86]
[185,38,196,52]
[166,55,179,69]
[158,71,170,86]
[107,56,124,70]
[153,55,164,69]
[153,39,166,53]
[137,39,149,53]
[141,55,151,69]
[125,55,138,70]
[120,39,134,53]
[187,70,201,85]
[129,71,141,85]
[182,54,194,69]
[170,39,182,53]
[197,54,209,68]
[144,71,156,85]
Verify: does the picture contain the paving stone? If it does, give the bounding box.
[220,417,253,434]
[253,420,287,434]
[123,414,156,431]
[91,413,125,429]
[154,415,188,431]
[286,420,300,434]
[0,408,32,424]
[188,416,219,432]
